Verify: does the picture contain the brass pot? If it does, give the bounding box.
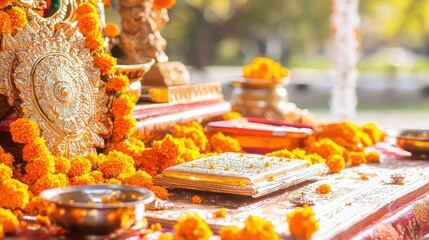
[230,77,292,120]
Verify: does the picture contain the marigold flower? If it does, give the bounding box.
[71,173,96,186]
[266,148,294,159]
[90,170,105,184]
[174,214,213,240]
[10,118,40,144]
[22,137,51,162]
[152,134,186,171]
[111,94,134,119]
[306,138,345,159]
[219,226,242,240]
[213,208,227,218]
[0,163,12,183]
[360,175,368,180]
[173,122,208,152]
[104,178,121,184]
[85,30,104,52]
[99,150,135,179]
[85,153,106,166]
[0,152,14,169]
[75,2,97,17]
[105,22,120,38]
[150,223,162,232]
[137,147,159,176]
[111,116,136,142]
[53,156,71,175]
[93,52,117,75]
[0,208,19,234]
[23,196,50,216]
[6,6,27,33]
[241,215,280,240]
[24,157,55,184]
[0,0,13,10]
[348,151,366,166]
[69,156,92,178]
[192,195,202,204]
[107,74,129,93]
[178,138,201,162]
[107,138,145,162]
[316,184,331,194]
[365,151,380,163]
[0,11,11,36]
[121,170,153,189]
[158,233,173,240]
[361,122,387,143]
[153,0,176,10]
[0,179,30,209]
[150,186,169,200]
[77,13,100,35]
[243,57,288,82]
[31,173,69,195]
[326,154,345,173]
[287,205,319,239]
[209,132,242,153]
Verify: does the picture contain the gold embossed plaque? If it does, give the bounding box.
[154,152,328,197]
[1,21,109,158]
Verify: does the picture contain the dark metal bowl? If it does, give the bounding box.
[40,184,154,235]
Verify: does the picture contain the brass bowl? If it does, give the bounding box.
[114,57,155,103]
[396,130,429,155]
[40,184,154,235]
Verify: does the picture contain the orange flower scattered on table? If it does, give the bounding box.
[219,215,279,240]
[243,57,289,82]
[219,226,242,240]
[360,175,368,180]
[173,121,208,152]
[153,0,176,10]
[173,214,213,240]
[213,208,228,218]
[192,195,202,204]
[316,183,331,194]
[326,154,345,173]
[105,22,120,38]
[150,186,169,200]
[0,208,19,235]
[287,205,319,239]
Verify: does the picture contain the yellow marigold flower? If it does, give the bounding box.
[178,138,201,162]
[0,224,3,238]
[31,173,69,195]
[158,233,173,240]
[150,223,162,232]
[360,175,368,180]
[85,153,106,165]
[105,22,120,38]
[112,116,136,142]
[173,122,208,152]
[213,208,227,218]
[287,205,319,239]
[77,13,100,35]
[153,0,176,10]
[24,157,55,184]
[111,94,135,119]
[348,151,366,166]
[138,147,160,176]
[192,195,202,204]
[71,173,95,186]
[121,170,153,189]
[0,208,19,234]
[326,154,345,173]
[85,29,104,52]
[243,57,288,82]
[107,138,145,163]
[316,183,331,194]
[22,137,51,162]
[219,226,242,240]
[104,178,121,184]
[266,148,294,159]
[6,6,27,33]
[0,163,12,183]
[54,156,71,175]
[241,215,280,240]
[209,132,242,153]
[69,156,92,178]
[306,138,345,159]
[221,111,242,120]
[107,74,129,93]
[99,150,135,179]
[174,214,213,240]
[93,52,117,75]
[0,179,30,210]
[10,118,40,144]
[150,186,169,200]
[361,122,386,144]
[365,151,380,163]
[89,170,104,184]
[75,2,97,17]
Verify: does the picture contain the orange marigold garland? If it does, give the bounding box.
[105,22,120,38]
[9,118,40,145]
[0,10,12,35]
[5,6,27,34]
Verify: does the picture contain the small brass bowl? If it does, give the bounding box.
[40,184,154,235]
[396,130,429,155]
[114,57,155,103]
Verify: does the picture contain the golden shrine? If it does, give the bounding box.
[0,0,428,239]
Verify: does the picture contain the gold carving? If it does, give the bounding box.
[24,0,79,28]
[2,21,109,158]
[142,61,190,87]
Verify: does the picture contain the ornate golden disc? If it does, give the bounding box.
[25,0,79,29]
[6,21,109,158]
